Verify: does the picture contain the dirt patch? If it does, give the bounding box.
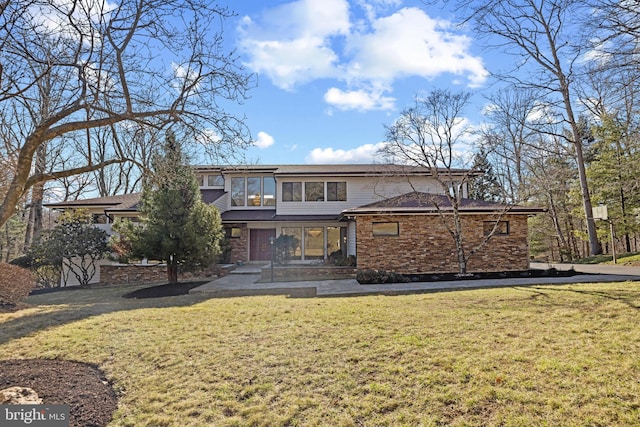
[0,359,118,427]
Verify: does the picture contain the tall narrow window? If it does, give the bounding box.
[304,227,324,259]
[281,227,302,260]
[305,182,324,201]
[282,182,302,202]
[231,177,245,206]
[247,177,261,206]
[263,177,276,206]
[327,182,347,201]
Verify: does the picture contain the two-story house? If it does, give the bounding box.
[46,164,543,276]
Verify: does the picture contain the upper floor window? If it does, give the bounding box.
[207,174,224,187]
[231,176,276,207]
[305,182,324,202]
[282,182,302,202]
[231,177,245,206]
[327,182,347,201]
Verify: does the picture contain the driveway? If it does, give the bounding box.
[190,262,640,297]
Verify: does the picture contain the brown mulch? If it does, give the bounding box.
[0,359,118,427]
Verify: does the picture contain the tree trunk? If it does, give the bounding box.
[167,257,178,283]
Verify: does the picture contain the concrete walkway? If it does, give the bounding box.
[190,262,640,298]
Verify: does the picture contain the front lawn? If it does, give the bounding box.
[2,282,640,426]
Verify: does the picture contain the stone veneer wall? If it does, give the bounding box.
[225,224,249,264]
[355,214,530,274]
[99,264,219,286]
[261,265,357,282]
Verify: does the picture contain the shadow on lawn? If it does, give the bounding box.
[0,282,216,346]
[525,285,640,310]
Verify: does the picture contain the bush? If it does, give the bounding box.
[0,263,35,306]
[356,269,410,284]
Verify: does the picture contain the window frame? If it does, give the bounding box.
[483,220,510,236]
[372,222,400,236]
[327,181,347,201]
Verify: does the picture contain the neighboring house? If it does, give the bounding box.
[46,164,543,275]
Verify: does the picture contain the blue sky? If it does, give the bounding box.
[222,0,492,165]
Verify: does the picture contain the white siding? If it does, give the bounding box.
[275,175,441,215]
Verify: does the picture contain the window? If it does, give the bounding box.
[484,221,509,236]
[263,177,276,206]
[305,182,324,201]
[304,227,324,259]
[226,227,242,238]
[281,227,302,259]
[208,175,224,187]
[373,222,399,236]
[327,182,347,201]
[196,174,204,186]
[231,177,245,206]
[247,177,261,206]
[282,182,302,202]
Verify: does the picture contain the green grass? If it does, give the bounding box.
[2,282,640,426]
[571,251,640,265]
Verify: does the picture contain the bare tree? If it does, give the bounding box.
[380,89,511,275]
[456,0,603,254]
[0,0,253,229]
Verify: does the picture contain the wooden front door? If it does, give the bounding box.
[249,229,276,261]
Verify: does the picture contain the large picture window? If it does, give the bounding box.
[327,182,347,201]
[282,182,302,202]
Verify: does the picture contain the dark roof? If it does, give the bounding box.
[200,189,226,204]
[342,192,546,215]
[45,193,142,212]
[193,164,475,177]
[221,210,340,222]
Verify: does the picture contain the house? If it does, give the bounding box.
[46,164,543,277]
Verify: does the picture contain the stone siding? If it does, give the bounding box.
[261,265,357,282]
[225,224,249,264]
[355,214,530,274]
[99,264,219,287]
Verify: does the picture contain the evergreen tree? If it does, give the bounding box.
[468,149,504,202]
[127,132,223,283]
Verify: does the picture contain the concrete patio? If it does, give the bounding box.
[190,262,640,298]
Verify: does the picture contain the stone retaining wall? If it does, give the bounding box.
[99,264,219,286]
[260,265,357,282]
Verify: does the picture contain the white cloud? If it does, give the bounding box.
[238,0,350,90]
[238,1,488,110]
[324,87,395,111]
[305,142,388,163]
[254,131,275,149]
[345,7,487,87]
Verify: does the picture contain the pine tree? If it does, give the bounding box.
[129,132,223,283]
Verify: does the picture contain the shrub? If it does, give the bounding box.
[356,269,410,284]
[0,263,35,306]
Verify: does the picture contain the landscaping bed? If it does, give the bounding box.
[0,359,118,427]
[357,267,581,284]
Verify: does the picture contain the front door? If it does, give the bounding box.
[249,229,276,261]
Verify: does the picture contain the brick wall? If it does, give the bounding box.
[99,264,219,286]
[355,214,530,274]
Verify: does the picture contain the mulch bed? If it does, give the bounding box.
[122,280,208,299]
[0,359,118,427]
